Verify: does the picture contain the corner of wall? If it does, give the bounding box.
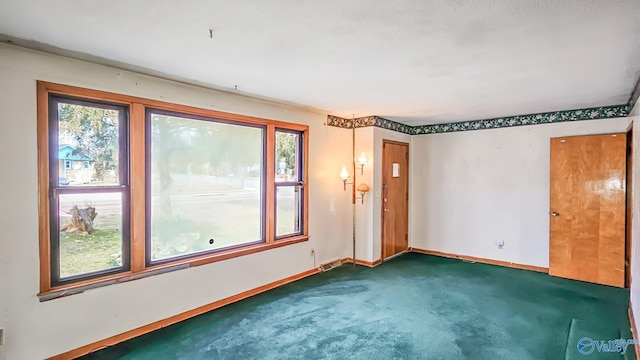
[630,117,640,331]
[354,127,375,263]
[631,99,640,118]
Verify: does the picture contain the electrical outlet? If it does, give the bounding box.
[0,328,5,346]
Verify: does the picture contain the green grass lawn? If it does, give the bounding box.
[59,229,122,277]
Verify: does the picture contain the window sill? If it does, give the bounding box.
[38,235,309,301]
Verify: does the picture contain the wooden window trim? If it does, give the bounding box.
[143,107,269,266]
[47,95,132,287]
[266,124,276,244]
[38,235,309,298]
[274,129,306,239]
[37,81,309,297]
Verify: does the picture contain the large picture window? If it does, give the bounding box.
[147,110,265,263]
[38,82,308,297]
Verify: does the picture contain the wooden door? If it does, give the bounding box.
[549,133,626,287]
[382,140,409,260]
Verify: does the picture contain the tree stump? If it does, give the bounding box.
[61,205,97,235]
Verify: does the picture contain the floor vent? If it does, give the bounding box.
[320,259,342,272]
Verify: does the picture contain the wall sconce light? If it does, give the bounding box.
[340,166,350,190]
[356,183,370,204]
[339,165,369,204]
[357,152,368,175]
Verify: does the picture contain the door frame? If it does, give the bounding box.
[380,139,410,262]
[626,123,633,288]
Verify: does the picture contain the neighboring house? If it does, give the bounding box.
[58,144,94,184]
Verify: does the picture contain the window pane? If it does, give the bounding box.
[58,192,123,278]
[57,102,120,186]
[149,113,264,261]
[276,185,301,237]
[275,131,299,182]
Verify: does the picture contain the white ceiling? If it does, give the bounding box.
[1,0,639,125]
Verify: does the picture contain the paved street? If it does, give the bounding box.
[57,174,298,233]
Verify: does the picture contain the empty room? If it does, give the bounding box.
[2,1,640,359]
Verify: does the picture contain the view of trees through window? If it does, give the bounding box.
[148,111,264,262]
[275,131,302,237]
[276,131,298,181]
[43,87,307,289]
[57,103,120,185]
[53,99,126,280]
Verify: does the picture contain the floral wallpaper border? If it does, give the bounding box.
[327,104,630,135]
[326,115,414,134]
[326,115,354,129]
[412,104,629,135]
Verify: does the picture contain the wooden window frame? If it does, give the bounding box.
[48,95,131,287]
[144,108,268,266]
[37,81,309,297]
[274,129,305,239]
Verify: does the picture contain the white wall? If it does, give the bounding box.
[0,44,352,359]
[632,99,640,117]
[353,127,375,262]
[410,118,631,268]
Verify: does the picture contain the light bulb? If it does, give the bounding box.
[358,152,368,166]
[339,166,349,181]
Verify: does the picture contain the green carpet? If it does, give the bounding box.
[80,253,634,360]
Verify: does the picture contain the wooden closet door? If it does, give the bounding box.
[549,133,626,287]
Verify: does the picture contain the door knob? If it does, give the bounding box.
[550,211,559,217]
[384,209,390,213]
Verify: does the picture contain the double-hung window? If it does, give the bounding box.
[38,82,308,297]
[275,130,304,238]
[47,96,130,286]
